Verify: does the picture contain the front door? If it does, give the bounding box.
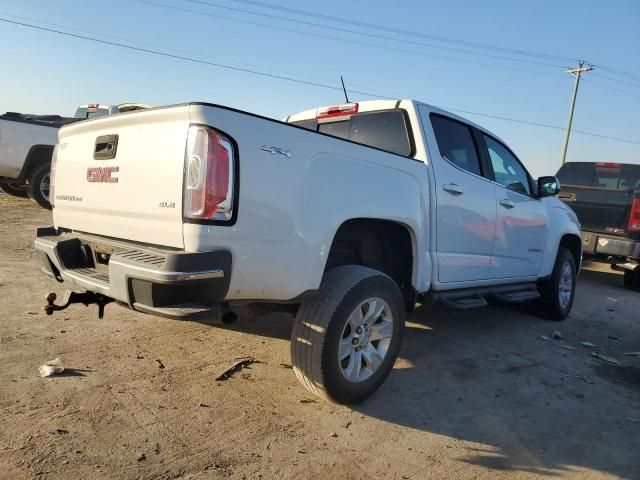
[481,135,547,278]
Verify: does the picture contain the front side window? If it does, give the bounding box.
[484,135,530,195]
[430,115,482,176]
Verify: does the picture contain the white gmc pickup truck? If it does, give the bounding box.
[35,99,581,403]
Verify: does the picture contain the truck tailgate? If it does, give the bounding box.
[558,185,633,234]
[53,105,191,248]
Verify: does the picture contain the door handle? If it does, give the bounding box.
[442,183,464,195]
[499,199,515,209]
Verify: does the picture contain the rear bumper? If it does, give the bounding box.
[581,230,640,260]
[34,227,231,319]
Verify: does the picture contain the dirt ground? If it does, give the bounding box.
[0,192,639,480]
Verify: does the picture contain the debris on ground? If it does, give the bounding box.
[39,358,64,377]
[580,341,596,349]
[137,452,146,462]
[539,335,551,341]
[623,352,640,357]
[627,417,639,423]
[344,421,352,429]
[562,374,594,384]
[215,357,259,381]
[299,399,317,404]
[592,352,620,365]
[608,335,622,342]
[330,432,338,438]
[154,443,161,455]
[552,330,563,340]
[560,345,577,351]
[198,402,210,408]
[155,359,165,369]
[279,363,293,369]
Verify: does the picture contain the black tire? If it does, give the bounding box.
[623,269,640,290]
[0,181,29,198]
[536,248,576,321]
[291,265,405,404]
[27,164,52,209]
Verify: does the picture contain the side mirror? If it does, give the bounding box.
[537,176,560,197]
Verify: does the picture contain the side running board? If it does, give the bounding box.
[429,282,539,310]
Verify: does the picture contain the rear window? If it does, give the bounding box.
[557,162,640,190]
[292,110,412,157]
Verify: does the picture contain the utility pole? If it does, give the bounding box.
[560,61,593,165]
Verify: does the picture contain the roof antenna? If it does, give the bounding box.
[340,76,350,103]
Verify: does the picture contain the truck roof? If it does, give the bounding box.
[285,98,504,145]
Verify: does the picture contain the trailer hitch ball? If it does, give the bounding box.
[43,290,113,319]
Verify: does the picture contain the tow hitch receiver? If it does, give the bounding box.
[44,291,114,319]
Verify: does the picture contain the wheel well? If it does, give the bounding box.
[559,234,581,268]
[19,145,53,181]
[325,218,415,309]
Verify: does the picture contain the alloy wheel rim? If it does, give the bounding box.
[338,297,394,383]
[40,173,50,201]
[558,261,573,309]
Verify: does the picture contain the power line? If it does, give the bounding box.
[446,108,640,145]
[596,64,640,83]
[219,0,579,64]
[134,0,564,78]
[0,11,366,89]
[0,17,376,96]
[1,16,638,146]
[583,78,640,100]
[163,0,569,70]
[204,0,640,86]
[591,72,640,90]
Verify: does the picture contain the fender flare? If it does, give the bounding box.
[18,144,54,181]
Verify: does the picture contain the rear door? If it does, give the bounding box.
[420,108,497,283]
[480,134,547,278]
[53,105,191,248]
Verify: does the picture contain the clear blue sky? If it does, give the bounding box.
[1,0,638,176]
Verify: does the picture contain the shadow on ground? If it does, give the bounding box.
[218,265,639,478]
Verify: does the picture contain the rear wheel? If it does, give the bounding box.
[290,265,405,404]
[623,269,640,290]
[27,164,51,209]
[0,181,29,198]
[536,248,576,321]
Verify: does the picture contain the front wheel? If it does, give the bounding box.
[27,164,52,209]
[290,265,405,404]
[536,248,577,321]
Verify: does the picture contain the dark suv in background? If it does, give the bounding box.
[556,161,640,289]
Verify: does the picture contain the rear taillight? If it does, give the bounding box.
[183,125,234,222]
[49,144,58,208]
[629,196,640,232]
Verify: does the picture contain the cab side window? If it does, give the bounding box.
[483,135,530,195]
[430,115,482,176]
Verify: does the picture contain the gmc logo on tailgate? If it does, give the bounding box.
[87,166,119,183]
